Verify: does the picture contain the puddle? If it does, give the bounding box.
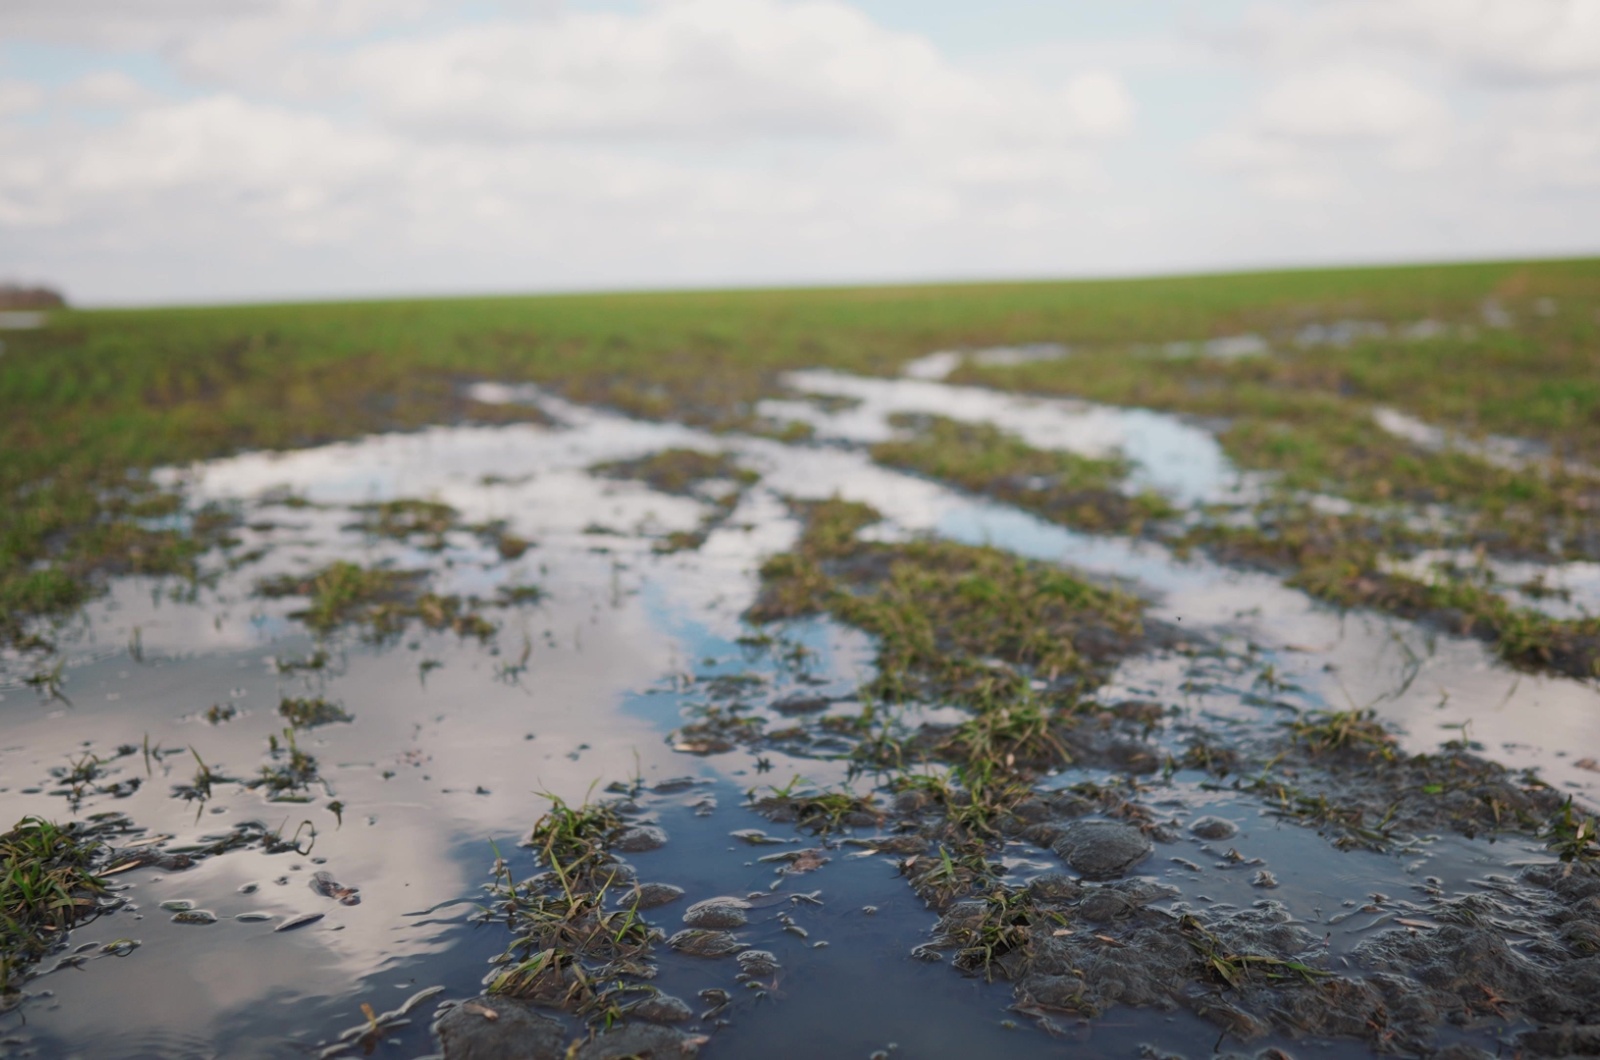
[1380,550,1600,620]
[901,344,1069,381]
[1158,334,1270,360]
[3,373,1599,1058]
[762,369,1243,506]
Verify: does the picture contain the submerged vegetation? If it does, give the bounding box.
[592,448,759,553]
[256,560,500,641]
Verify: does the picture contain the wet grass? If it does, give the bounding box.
[863,417,1600,677]
[1,817,107,993]
[253,728,322,800]
[485,795,655,1019]
[1286,709,1397,759]
[751,498,1149,709]
[351,498,458,550]
[871,414,1174,535]
[256,561,499,642]
[277,695,353,730]
[593,448,760,553]
[257,562,423,633]
[591,448,756,496]
[5,257,1595,650]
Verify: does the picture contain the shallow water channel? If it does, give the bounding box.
[2,367,1598,1059]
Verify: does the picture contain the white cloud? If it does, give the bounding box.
[1253,67,1444,141]
[1207,1,1600,203]
[60,71,163,109]
[336,0,1132,149]
[0,96,396,233]
[1238,0,1600,84]
[0,1,1596,304]
[1203,66,1450,200]
[0,81,45,116]
[0,0,1140,289]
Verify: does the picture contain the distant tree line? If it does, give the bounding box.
[0,283,67,310]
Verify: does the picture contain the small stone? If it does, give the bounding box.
[1021,973,1087,1011]
[682,896,751,929]
[667,929,745,958]
[629,883,685,909]
[1079,891,1135,923]
[1026,872,1083,903]
[160,900,194,912]
[629,993,693,1024]
[438,995,567,1060]
[611,825,668,853]
[171,909,218,925]
[1190,816,1238,841]
[275,912,324,932]
[736,949,780,977]
[771,693,831,715]
[1052,820,1152,880]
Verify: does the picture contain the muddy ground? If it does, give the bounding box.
[2,359,1598,1059]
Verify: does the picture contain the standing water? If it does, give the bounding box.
[2,367,1597,1059]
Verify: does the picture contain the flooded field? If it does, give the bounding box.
[3,344,1598,1059]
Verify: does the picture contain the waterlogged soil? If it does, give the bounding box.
[2,370,1599,1060]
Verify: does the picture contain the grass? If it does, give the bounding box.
[1,817,107,993]
[751,498,1148,708]
[256,561,499,642]
[1286,709,1397,759]
[277,696,352,729]
[257,561,422,633]
[351,498,459,550]
[485,795,655,1019]
[1543,798,1600,863]
[591,448,756,496]
[5,258,1596,651]
[593,448,760,553]
[1177,915,1327,988]
[872,414,1173,535]
[253,728,321,800]
[863,417,1600,677]
[749,780,879,834]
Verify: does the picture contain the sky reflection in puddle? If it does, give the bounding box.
[3,372,1598,1058]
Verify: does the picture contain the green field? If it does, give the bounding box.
[4,256,1599,670]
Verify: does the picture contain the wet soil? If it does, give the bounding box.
[2,373,1598,1059]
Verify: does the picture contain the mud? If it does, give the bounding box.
[2,371,1598,1059]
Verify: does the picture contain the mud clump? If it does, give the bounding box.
[1189,815,1238,840]
[681,896,750,929]
[628,882,685,909]
[310,870,360,905]
[611,825,668,853]
[628,993,693,1024]
[1052,820,1152,879]
[735,949,781,977]
[437,997,705,1060]
[437,996,567,1060]
[666,929,745,958]
[771,693,832,716]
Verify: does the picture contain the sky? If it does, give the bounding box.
[1,0,1597,306]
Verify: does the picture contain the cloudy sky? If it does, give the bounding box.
[2,0,1597,305]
